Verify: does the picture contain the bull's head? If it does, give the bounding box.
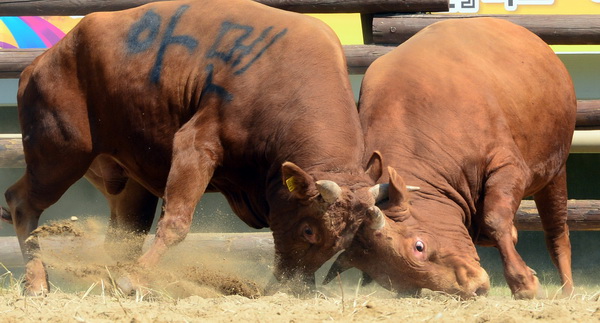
[324,161,490,299]
[268,160,382,293]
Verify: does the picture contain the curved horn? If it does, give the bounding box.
[369,184,420,204]
[323,251,353,285]
[369,183,389,203]
[316,180,342,204]
[368,206,386,230]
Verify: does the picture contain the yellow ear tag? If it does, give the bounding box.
[286,176,296,192]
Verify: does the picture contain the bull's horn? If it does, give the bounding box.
[369,183,389,203]
[316,180,342,204]
[323,251,353,285]
[370,184,420,203]
[368,206,386,230]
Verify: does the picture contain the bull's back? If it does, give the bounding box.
[19,0,358,195]
[361,18,576,187]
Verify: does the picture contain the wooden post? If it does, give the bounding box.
[361,14,375,44]
[0,0,449,16]
[372,14,600,45]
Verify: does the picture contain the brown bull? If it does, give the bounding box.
[2,156,160,261]
[2,0,383,294]
[326,18,577,299]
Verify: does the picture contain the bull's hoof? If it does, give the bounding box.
[114,269,149,296]
[512,274,542,299]
[23,283,48,297]
[559,285,575,298]
[24,258,49,296]
[116,276,137,296]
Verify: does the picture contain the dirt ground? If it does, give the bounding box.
[1,218,599,322]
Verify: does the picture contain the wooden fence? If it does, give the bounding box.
[1,0,600,230]
[372,14,600,45]
[0,0,451,15]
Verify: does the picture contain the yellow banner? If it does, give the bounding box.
[309,14,364,45]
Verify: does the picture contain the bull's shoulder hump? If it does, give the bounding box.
[423,17,545,47]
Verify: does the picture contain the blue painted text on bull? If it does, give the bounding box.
[125,5,287,101]
[126,5,198,84]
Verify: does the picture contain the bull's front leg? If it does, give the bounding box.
[118,118,220,294]
[480,165,541,299]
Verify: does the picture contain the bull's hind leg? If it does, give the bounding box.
[103,180,158,260]
[5,152,94,294]
[533,166,573,297]
[85,158,159,261]
[480,164,541,299]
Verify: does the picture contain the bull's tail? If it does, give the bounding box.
[0,206,12,224]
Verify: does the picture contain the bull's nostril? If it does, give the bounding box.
[474,269,491,296]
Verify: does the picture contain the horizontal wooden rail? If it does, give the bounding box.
[516,200,600,231]
[0,49,42,79]
[0,0,449,16]
[372,14,600,45]
[3,32,600,77]
[0,200,599,269]
[1,109,600,168]
[344,44,394,74]
[576,100,600,130]
[0,103,599,168]
[0,46,389,77]
[0,232,275,268]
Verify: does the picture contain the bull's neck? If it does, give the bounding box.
[395,167,477,229]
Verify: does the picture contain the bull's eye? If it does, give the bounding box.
[304,226,314,236]
[415,240,425,252]
[302,225,318,244]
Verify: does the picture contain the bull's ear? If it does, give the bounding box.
[281,162,318,200]
[365,151,383,182]
[388,166,409,207]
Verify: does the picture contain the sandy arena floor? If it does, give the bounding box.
[1,218,599,322]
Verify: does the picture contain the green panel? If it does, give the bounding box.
[0,79,17,105]
[0,106,19,133]
[558,54,600,100]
